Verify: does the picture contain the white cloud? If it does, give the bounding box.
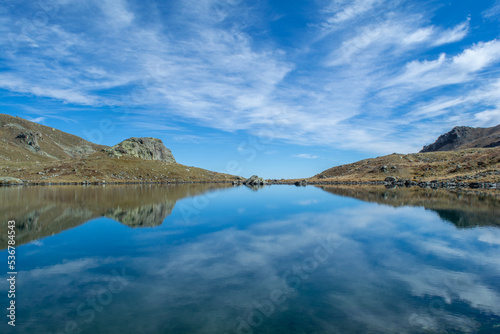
[97,0,135,28]
[483,1,500,20]
[324,0,383,25]
[432,20,470,46]
[25,116,46,123]
[0,0,498,156]
[389,40,500,91]
[453,40,500,71]
[293,153,319,159]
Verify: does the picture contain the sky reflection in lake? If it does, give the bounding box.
[1,185,499,333]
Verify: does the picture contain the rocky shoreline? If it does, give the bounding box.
[268,178,499,189]
[230,174,500,190]
[2,174,498,190]
[0,178,235,186]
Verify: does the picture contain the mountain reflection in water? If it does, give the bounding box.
[318,185,500,228]
[0,185,499,334]
[0,184,231,248]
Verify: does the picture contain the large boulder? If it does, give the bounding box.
[103,137,176,163]
[243,175,266,186]
[15,131,43,152]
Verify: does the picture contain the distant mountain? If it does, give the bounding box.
[420,125,500,153]
[0,113,106,163]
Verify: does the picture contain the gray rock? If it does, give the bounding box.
[294,180,307,187]
[420,125,500,152]
[103,137,176,163]
[15,131,43,152]
[243,175,266,186]
[385,176,397,183]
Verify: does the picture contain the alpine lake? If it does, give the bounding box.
[1,184,499,334]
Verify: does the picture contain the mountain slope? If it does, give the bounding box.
[313,148,500,182]
[0,113,106,162]
[420,124,500,153]
[312,124,500,183]
[0,114,237,184]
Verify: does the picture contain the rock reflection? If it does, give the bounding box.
[0,184,231,248]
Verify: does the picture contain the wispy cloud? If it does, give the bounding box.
[25,116,46,123]
[482,0,500,20]
[293,154,319,159]
[0,0,498,156]
[323,0,384,25]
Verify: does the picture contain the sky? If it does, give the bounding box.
[0,0,499,179]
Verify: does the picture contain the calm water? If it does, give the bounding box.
[1,184,499,334]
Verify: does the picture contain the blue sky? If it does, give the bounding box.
[1,0,500,178]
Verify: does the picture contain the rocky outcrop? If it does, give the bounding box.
[15,131,43,152]
[421,125,500,152]
[242,175,266,186]
[103,137,176,163]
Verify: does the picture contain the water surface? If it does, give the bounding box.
[1,185,499,333]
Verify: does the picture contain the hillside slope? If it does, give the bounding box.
[0,113,106,162]
[421,125,500,152]
[0,114,237,184]
[313,124,500,183]
[313,148,500,183]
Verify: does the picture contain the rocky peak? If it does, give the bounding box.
[420,125,500,153]
[103,137,176,163]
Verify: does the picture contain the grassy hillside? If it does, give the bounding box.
[0,113,105,162]
[312,147,500,183]
[0,151,236,183]
[0,114,237,184]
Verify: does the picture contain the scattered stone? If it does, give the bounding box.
[0,177,23,185]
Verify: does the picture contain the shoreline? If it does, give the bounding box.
[1,178,498,190]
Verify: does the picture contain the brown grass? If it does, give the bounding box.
[310,147,500,183]
[0,151,237,184]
